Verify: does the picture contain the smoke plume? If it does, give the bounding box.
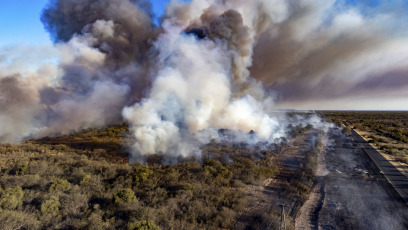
[248,0,408,109]
[1,0,407,161]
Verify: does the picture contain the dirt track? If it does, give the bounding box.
[234,130,318,229]
[296,127,408,230]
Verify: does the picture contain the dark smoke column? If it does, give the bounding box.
[41,0,155,66]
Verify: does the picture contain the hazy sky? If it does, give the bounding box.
[0,0,407,110]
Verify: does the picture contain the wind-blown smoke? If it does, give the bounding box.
[1,0,155,141]
[248,0,408,109]
[122,19,284,161]
[41,0,155,66]
[1,0,407,160]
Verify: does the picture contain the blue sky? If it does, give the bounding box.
[0,0,50,46]
[0,0,404,47]
[0,0,172,47]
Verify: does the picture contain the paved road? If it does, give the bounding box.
[297,126,408,229]
[344,121,408,205]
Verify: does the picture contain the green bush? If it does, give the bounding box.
[0,186,24,210]
[114,188,136,204]
[40,196,61,215]
[80,174,92,186]
[134,165,153,184]
[49,178,71,192]
[218,166,232,179]
[128,220,160,230]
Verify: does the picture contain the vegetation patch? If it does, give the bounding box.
[0,125,284,229]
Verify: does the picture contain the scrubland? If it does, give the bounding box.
[0,124,302,229]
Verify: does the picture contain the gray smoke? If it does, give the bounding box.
[0,0,156,141]
[1,0,406,161]
[247,0,408,109]
[41,0,155,66]
[0,75,41,142]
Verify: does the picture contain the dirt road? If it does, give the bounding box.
[296,127,408,230]
[234,130,319,229]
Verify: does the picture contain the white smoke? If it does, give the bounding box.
[122,21,285,161]
[2,0,407,161]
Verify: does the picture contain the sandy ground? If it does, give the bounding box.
[295,127,408,230]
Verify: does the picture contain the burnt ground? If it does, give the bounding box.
[296,127,408,230]
[234,130,319,230]
[233,126,408,230]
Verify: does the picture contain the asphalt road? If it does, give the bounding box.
[344,121,408,205]
[296,126,408,230]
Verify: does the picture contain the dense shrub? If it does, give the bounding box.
[16,163,30,175]
[49,178,71,193]
[0,124,286,229]
[0,210,40,229]
[41,196,61,215]
[128,220,161,230]
[0,186,24,210]
[134,165,153,184]
[114,188,137,204]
